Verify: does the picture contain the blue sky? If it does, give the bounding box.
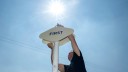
[0,0,128,72]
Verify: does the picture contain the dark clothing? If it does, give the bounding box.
[64,51,87,72]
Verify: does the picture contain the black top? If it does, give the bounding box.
[64,51,87,72]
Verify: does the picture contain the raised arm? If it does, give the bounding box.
[47,43,54,64]
[47,43,65,72]
[68,34,80,56]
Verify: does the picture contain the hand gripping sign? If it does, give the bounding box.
[39,24,74,72]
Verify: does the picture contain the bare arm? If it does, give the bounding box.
[68,34,80,56]
[58,64,65,72]
[47,43,65,72]
[47,43,54,64]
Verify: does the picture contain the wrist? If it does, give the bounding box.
[70,39,75,42]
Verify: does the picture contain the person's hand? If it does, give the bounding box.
[47,43,54,49]
[68,34,75,41]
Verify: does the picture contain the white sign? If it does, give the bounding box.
[39,26,74,45]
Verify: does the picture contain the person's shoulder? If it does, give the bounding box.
[73,50,82,57]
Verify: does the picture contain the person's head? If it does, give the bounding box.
[68,51,73,61]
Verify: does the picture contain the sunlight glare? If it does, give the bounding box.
[48,1,65,16]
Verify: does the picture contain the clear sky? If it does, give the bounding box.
[0,0,128,72]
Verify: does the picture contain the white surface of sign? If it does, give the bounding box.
[39,26,74,45]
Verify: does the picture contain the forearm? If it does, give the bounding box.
[51,49,53,64]
[69,35,80,56]
[47,43,54,64]
[71,38,79,51]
